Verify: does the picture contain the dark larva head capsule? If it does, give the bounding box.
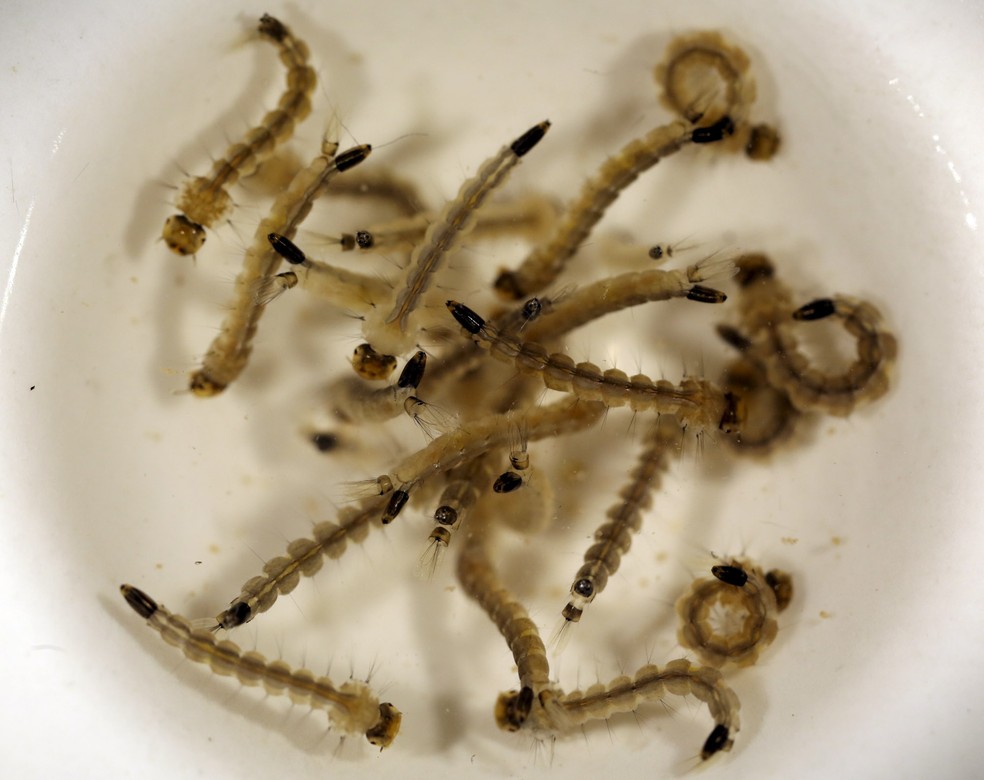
[382,489,410,524]
[649,245,665,260]
[716,324,752,352]
[120,584,158,620]
[510,120,551,157]
[335,144,372,172]
[258,13,288,43]
[446,301,486,334]
[493,471,523,493]
[793,298,837,321]
[687,285,727,304]
[310,432,339,452]
[746,123,781,161]
[364,702,402,749]
[355,230,374,249]
[701,724,733,759]
[268,232,307,265]
[712,563,748,587]
[691,116,735,144]
[397,351,427,389]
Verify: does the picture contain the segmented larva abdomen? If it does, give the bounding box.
[562,417,684,622]
[447,300,732,433]
[162,14,317,256]
[120,585,401,748]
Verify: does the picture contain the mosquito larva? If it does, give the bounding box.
[446,300,735,434]
[560,416,684,625]
[363,120,551,356]
[337,193,558,254]
[494,106,737,301]
[329,351,427,424]
[351,342,397,381]
[763,296,896,416]
[457,502,552,713]
[521,258,732,344]
[496,659,740,761]
[162,14,317,256]
[676,559,791,669]
[745,123,781,161]
[189,141,372,397]
[215,496,388,629]
[120,584,401,747]
[265,232,391,313]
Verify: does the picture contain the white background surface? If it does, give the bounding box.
[1,1,983,778]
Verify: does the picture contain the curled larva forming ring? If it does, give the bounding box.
[676,559,793,669]
[655,31,756,128]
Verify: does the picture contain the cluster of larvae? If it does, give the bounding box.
[122,17,896,762]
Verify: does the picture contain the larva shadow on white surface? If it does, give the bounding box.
[1,2,983,778]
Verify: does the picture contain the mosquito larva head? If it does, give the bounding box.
[711,563,748,587]
[397,351,427,390]
[189,370,226,397]
[493,471,523,493]
[494,686,534,731]
[120,584,158,620]
[649,245,666,260]
[434,505,458,526]
[765,569,794,611]
[686,284,727,304]
[365,702,402,749]
[691,115,735,144]
[717,390,745,435]
[310,431,339,452]
[381,489,409,524]
[355,230,374,250]
[267,232,307,265]
[257,13,288,43]
[335,144,372,172]
[792,298,837,321]
[510,120,551,157]
[716,324,752,353]
[162,214,206,256]
[734,253,775,287]
[217,600,253,630]
[493,269,526,301]
[351,343,397,381]
[701,723,733,760]
[746,123,781,161]
[446,300,486,335]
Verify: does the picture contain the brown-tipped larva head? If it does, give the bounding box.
[351,343,397,381]
[493,269,526,301]
[120,584,158,619]
[733,253,775,288]
[746,123,781,161]
[701,723,734,759]
[162,214,207,256]
[765,569,794,611]
[494,686,534,732]
[365,702,402,749]
[189,370,226,397]
[655,31,756,127]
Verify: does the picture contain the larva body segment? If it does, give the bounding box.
[190,142,371,397]
[363,121,551,357]
[446,300,732,433]
[120,585,401,747]
[562,416,684,623]
[496,659,740,760]
[162,15,317,256]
